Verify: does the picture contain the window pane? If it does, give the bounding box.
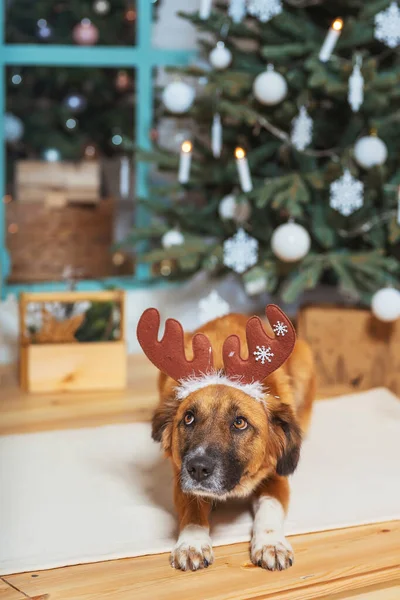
[6,0,136,46]
[5,66,136,283]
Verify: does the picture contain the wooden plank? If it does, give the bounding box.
[4,522,399,600]
[331,580,400,600]
[25,341,127,393]
[20,290,124,304]
[0,578,26,599]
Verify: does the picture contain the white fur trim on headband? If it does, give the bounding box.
[175,372,268,404]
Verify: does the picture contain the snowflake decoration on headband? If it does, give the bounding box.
[247,0,282,23]
[273,321,288,336]
[374,2,400,48]
[254,345,274,364]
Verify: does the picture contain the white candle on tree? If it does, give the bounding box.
[235,147,252,193]
[178,140,192,184]
[319,18,343,62]
[199,0,212,19]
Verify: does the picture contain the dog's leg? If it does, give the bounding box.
[170,478,213,571]
[251,475,294,571]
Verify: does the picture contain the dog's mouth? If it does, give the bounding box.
[180,475,231,498]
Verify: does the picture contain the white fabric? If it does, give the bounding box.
[176,372,267,403]
[1,387,399,575]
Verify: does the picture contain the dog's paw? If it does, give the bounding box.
[170,525,214,571]
[251,531,294,571]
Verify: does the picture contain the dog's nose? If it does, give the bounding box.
[186,456,215,482]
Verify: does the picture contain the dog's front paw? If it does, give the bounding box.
[170,525,214,571]
[251,531,294,571]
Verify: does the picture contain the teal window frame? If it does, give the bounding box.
[0,0,194,298]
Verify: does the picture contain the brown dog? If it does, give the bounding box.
[137,305,315,571]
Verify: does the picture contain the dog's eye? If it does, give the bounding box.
[184,411,195,426]
[233,416,248,430]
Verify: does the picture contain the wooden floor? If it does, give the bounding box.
[0,356,399,600]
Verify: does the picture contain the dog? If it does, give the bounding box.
[137,305,315,571]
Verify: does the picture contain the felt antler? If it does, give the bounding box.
[223,305,296,384]
[137,308,214,382]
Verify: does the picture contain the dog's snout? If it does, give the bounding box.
[186,456,215,482]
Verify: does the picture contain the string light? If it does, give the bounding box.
[43,148,60,162]
[125,8,136,22]
[66,118,77,129]
[84,144,97,159]
[112,134,123,146]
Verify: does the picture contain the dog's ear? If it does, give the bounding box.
[269,403,302,476]
[151,397,179,453]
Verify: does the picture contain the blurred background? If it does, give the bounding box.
[0,0,400,362]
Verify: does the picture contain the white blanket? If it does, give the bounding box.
[1,387,399,575]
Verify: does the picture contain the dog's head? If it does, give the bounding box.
[139,305,300,498]
[152,381,301,499]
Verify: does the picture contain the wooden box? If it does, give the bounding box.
[15,160,100,205]
[19,291,127,394]
[297,305,400,396]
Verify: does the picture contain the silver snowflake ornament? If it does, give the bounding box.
[272,321,288,336]
[223,228,258,274]
[375,2,400,48]
[253,345,274,364]
[291,106,313,151]
[247,0,282,23]
[330,169,364,217]
[229,0,246,23]
[198,290,230,325]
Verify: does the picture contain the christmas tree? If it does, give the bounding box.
[127,0,400,306]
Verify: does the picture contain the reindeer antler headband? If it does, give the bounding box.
[137,305,296,401]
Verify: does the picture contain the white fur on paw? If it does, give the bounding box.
[170,525,214,571]
[251,531,294,571]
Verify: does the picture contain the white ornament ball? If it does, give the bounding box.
[5,113,24,143]
[219,194,236,220]
[162,81,195,114]
[371,288,400,322]
[218,194,251,223]
[72,18,99,46]
[253,68,288,106]
[271,222,311,262]
[209,42,232,70]
[162,229,185,248]
[354,135,388,169]
[93,0,110,15]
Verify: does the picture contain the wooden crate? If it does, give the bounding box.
[19,291,127,394]
[6,198,133,282]
[15,160,100,205]
[297,305,400,396]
